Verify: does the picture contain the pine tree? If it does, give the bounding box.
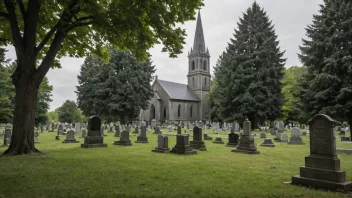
[214,2,285,128]
[299,0,352,139]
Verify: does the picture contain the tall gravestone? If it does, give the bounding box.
[151,119,156,129]
[270,122,275,135]
[81,116,107,148]
[288,127,304,144]
[63,130,79,143]
[177,125,182,134]
[3,129,11,146]
[152,135,170,153]
[232,119,259,154]
[114,125,120,137]
[100,125,107,136]
[81,129,87,138]
[190,126,206,151]
[51,122,55,132]
[34,131,40,144]
[114,130,132,146]
[153,124,161,134]
[292,114,352,191]
[170,134,197,155]
[226,132,239,147]
[278,121,284,133]
[135,125,148,143]
[75,123,82,135]
[133,126,139,134]
[56,125,64,140]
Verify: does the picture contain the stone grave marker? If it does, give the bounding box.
[226,132,239,147]
[190,126,206,151]
[133,126,139,134]
[292,114,352,191]
[114,125,120,137]
[204,133,212,140]
[3,129,11,146]
[260,138,275,147]
[135,125,148,143]
[100,125,107,136]
[260,133,266,139]
[114,130,132,146]
[170,134,197,155]
[81,116,107,148]
[152,135,170,153]
[232,119,260,154]
[177,125,182,134]
[34,131,40,144]
[213,137,224,144]
[278,120,284,133]
[280,133,288,142]
[75,123,82,135]
[151,119,156,129]
[288,127,304,144]
[62,130,79,143]
[81,129,87,138]
[153,124,161,134]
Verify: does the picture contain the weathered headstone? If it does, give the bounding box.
[234,121,240,132]
[260,138,275,147]
[100,126,107,136]
[81,129,87,138]
[75,123,82,135]
[177,125,182,134]
[278,121,284,133]
[62,130,79,143]
[151,119,156,129]
[152,135,170,153]
[114,125,120,137]
[292,114,352,191]
[213,137,224,144]
[190,126,206,151]
[81,116,107,148]
[302,131,307,136]
[260,133,266,139]
[170,134,197,155]
[226,132,239,147]
[114,130,132,146]
[232,119,259,154]
[135,126,148,143]
[34,131,40,144]
[204,133,212,140]
[133,126,139,134]
[288,127,304,144]
[153,124,161,134]
[280,133,288,142]
[3,129,11,146]
[55,124,64,140]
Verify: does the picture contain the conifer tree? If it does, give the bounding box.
[300,0,352,140]
[214,2,285,128]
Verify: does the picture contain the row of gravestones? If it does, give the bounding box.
[2,128,41,146]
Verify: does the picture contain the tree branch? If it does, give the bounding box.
[4,0,23,53]
[17,0,26,17]
[35,22,59,56]
[0,11,9,19]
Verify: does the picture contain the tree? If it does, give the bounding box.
[76,49,155,124]
[299,0,352,140]
[0,0,203,155]
[0,48,13,123]
[213,2,285,128]
[281,66,307,125]
[35,77,53,125]
[47,109,59,122]
[57,100,81,123]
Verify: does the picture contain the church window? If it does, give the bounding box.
[204,78,207,86]
[190,105,193,118]
[177,104,181,117]
[192,77,195,86]
[164,107,166,118]
[203,60,207,70]
[151,104,155,119]
[192,60,195,70]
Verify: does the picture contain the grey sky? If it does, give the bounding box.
[5,0,323,111]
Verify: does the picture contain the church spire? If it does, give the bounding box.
[192,11,206,54]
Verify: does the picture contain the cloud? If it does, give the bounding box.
[4,0,323,111]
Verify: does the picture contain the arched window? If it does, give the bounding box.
[190,105,193,118]
[150,104,155,119]
[204,78,207,86]
[203,60,207,70]
[164,107,166,118]
[192,77,195,86]
[177,104,181,117]
[192,60,195,70]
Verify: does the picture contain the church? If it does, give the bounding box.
[139,12,211,123]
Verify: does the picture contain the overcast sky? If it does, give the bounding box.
[5,0,323,111]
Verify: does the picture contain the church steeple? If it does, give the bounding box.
[192,11,206,54]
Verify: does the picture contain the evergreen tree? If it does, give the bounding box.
[214,2,285,128]
[299,0,352,138]
[76,49,155,124]
[0,48,13,123]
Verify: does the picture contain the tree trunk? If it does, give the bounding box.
[3,76,41,155]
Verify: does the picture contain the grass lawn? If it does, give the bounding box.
[0,128,352,198]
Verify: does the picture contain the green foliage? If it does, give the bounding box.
[299,0,352,125]
[47,109,59,122]
[281,66,307,124]
[0,48,13,123]
[76,49,155,124]
[35,77,53,125]
[57,100,82,123]
[211,2,285,127]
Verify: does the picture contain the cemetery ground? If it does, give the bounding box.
[0,129,352,198]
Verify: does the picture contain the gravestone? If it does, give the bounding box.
[34,131,40,144]
[55,124,64,140]
[81,116,107,148]
[234,122,240,132]
[135,125,148,143]
[260,133,266,139]
[151,119,156,129]
[109,122,114,132]
[302,131,307,136]
[260,138,275,147]
[75,123,82,135]
[170,134,197,155]
[270,122,275,135]
[289,127,304,144]
[81,129,87,138]
[181,121,185,128]
[204,133,212,140]
[226,132,239,147]
[114,125,120,137]
[3,129,11,146]
[40,125,44,133]
[177,125,182,134]
[114,131,132,146]
[153,124,161,134]
[280,133,288,142]
[62,130,79,143]
[100,126,107,136]
[133,126,139,134]
[213,137,224,144]
[152,135,170,153]
[292,114,352,191]
[278,121,284,133]
[190,126,206,151]
[232,119,260,154]
[51,122,55,132]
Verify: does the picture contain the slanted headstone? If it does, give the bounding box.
[152,135,170,153]
[75,123,82,135]
[62,130,79,143]
[232,119,260,154]
[260,138,275,147]
[292,114,352,191]
[288,127,304,144]
[81,116,107,148]
[226,132,239,147]
[3,129,11,146]
[280,133,288,142]
[170,134,197,155]
[114,130,132,146]
[190,126,206,151]
[114,125,120,137]
[135,125,148,143]
[204,133,212,140]
[213,137,224,144]
[260,133,266,139]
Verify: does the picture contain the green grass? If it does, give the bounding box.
[0,129,352,198]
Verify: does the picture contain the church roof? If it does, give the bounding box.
[191,11,207,54]
[157,79,200,102]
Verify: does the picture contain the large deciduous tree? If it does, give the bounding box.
[57,100,81,123]
[0,0,203,155]
[299,0,352,140]
[0,48,13,123]
[76,49,155,124]
[212,2,285,128]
